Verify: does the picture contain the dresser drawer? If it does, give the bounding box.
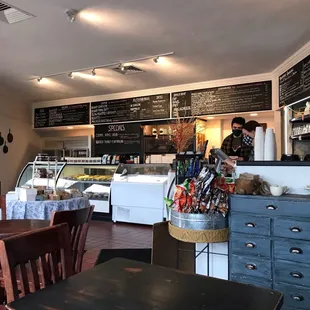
[274,218,310,241]
[275,260,310,287]
[230,196,310,217]
[274,239,310,264]
[274,283,310,310]
[230,233,271,257]
[230,254,271,279]
[230,214,271,236]
[230,274,272,289]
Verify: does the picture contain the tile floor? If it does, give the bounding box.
[82,220,152,271]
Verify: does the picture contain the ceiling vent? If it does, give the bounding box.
[0,1,35,24]
[112,65,145,75]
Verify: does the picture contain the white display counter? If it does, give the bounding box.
[111,164,172,225]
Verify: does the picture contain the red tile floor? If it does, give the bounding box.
[82,220,152,271]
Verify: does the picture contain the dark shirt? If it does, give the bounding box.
[221,133,252,161]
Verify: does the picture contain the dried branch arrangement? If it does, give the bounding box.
[170,116,203,152]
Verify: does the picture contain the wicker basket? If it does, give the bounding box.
[168,210,229,243]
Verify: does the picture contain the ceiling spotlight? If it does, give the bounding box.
[65,9,79,22]
[68,72,74,79]
[92,69,96,76]
[37,77,42,83]
[119,63,125,71]
[153,56,162,64]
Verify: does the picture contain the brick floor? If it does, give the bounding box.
[82,220,152,271]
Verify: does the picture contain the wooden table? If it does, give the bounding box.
[0,219,49,238]
[7,258,283,310]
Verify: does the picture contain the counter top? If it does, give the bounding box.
[237,161,310,166]
[231,194,310,201]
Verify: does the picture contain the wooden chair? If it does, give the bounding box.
[0,196,6,220]
[50,206,94,274]
[0,223,73,304]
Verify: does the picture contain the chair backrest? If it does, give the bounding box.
[0,195,6,220]
[50,206,94,274]
[0,223,73,304]
[95,248,152,266]
[152,221,195,273]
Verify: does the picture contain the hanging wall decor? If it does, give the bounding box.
[3,141,8,154]
[0,133,3,146]
[7,129,13,143]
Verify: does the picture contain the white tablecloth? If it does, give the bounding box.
[6,197,90,220]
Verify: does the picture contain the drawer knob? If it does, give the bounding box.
[290,247,303,254]
[290,272,303,279]
[245,222,256,228]
[290,227,302,233]
[245,263,256,270]
[266,205,277,210]
[245,243,255,248]
[292,295,304,302]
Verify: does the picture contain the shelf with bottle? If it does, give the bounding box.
[290,114,310,123]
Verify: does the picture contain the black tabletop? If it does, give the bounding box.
[7,258,283,310]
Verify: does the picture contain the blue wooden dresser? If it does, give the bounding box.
[230,194,310,310]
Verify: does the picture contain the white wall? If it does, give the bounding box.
[0,92,42,194]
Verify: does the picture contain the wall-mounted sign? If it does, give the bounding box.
[279,54,310,107]
[94,123,141,156]
[172,81,272,117]
[34,103,90,128]
[91,93,170,124]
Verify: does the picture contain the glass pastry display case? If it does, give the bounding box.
[56,164,117,215]
[16,158,117,217]
[16,161,66,189]
[111,163,172,225]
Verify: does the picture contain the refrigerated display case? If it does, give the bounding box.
[16,159,117,218]
[111,163,172,225]
[16,161,66,189]
[56,163,117,217]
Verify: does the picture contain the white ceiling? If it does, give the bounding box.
[1,0,310,103]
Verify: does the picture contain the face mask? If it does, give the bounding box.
[232,129,242,137]
[243,135,253,146]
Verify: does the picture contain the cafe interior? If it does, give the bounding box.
[1,0,310,309]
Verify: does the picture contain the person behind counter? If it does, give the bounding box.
[221,117,251,161]
[224,120,261,167]
[242,120,260,161]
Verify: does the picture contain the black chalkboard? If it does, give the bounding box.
[279,54,310,107]
[91,94,170,124]
[34,103,90,128]
[172,81,272,117]
[94,123,141,155]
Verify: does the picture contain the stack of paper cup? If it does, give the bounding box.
[264,128,276,160]
[254,127,265,161]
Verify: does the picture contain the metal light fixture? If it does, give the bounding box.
[153,56,161,63]
[65,9,79,22]
[30,52,174,82]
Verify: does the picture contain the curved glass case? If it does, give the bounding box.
[56,164,117,215]
[16,162,66,189]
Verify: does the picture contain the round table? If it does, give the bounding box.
[0,219,50,238]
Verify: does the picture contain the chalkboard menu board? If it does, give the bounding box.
[172,81,272,117]
[91,93,170,124]
[279,54,310,106]
[34,103,90,128]
[94,123,141,155]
